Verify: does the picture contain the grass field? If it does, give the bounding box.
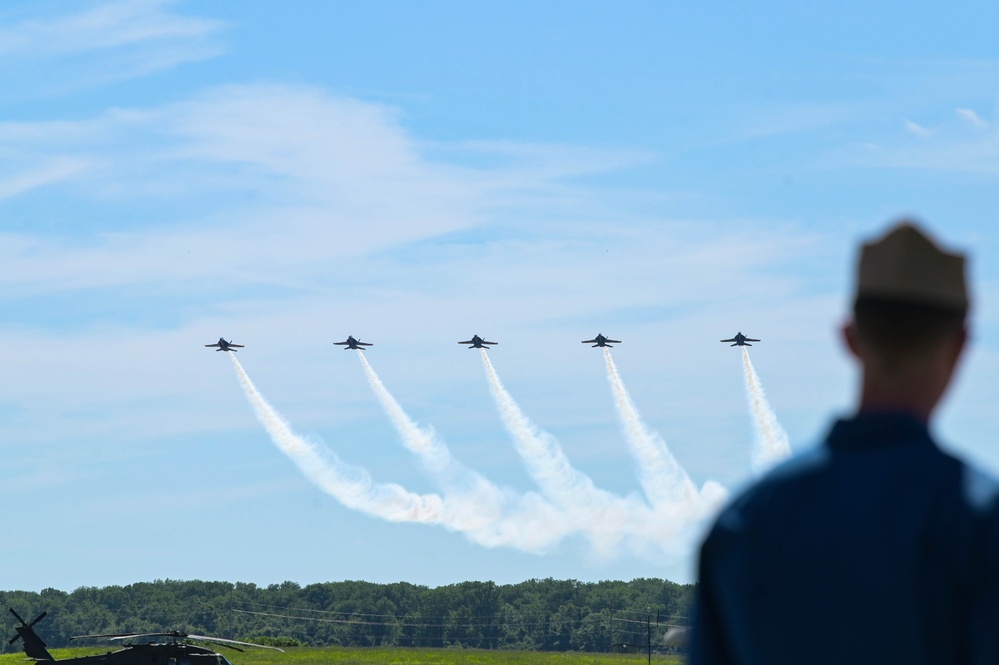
[0,647,684,665]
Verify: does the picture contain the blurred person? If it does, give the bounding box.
[690,221,999,664]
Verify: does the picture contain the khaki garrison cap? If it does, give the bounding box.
[855,221,969,312]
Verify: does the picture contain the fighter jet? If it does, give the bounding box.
[334,336,373,351]
[721,332,760,346]
[582,334,621,348]
[204,338,244,352]
[459,335,498,349]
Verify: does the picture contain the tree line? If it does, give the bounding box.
[1,578,693,652]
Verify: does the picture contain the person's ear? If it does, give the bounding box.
[841,319,861,360]
[947,326,969,367]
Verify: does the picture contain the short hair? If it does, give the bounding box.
[853,296,966,362]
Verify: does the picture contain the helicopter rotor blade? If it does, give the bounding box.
[186,635,285,652]
[73,631,184,641]
[192,639,244,653]
[72,633,139,641]
[71,629,283,654]
[8,609,48,645]
[109,632,186,641]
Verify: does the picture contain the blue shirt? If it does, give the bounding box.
[690,413,999,665]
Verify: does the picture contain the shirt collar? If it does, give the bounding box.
[825,411,934,450]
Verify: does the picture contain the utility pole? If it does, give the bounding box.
[646,609,660,665]
[646,613,652,665]
[608,609,613,653]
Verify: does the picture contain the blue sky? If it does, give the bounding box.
[4,0,999,593]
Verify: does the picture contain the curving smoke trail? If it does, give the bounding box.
[741,347,792,472]
[232,354,568,552]
[356,352,510,512]
[479,350,650,556]
[602,349,708,513]
[230,354,444,523]
[357,352,462,479]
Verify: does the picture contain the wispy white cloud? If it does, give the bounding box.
[956,107,989,128]
[902,118,932,137]
[0,0,224,56]
[0,158,93,200]
[839,106,999,176]
[0,0,226,90]
[0,83,675,300]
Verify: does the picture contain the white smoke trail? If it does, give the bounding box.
[356,352,504,505]
[480,350,650,556]
[602,349,711,514]
[230,354,444,523]
[232,354,569,552]
[741,347,792,472]
[357,352,456,477]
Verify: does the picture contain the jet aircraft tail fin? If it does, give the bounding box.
[8,609,55,661]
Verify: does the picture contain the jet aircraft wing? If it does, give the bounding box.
[205,339,244,351]
[581,335,621,347]
[334,337,373,350]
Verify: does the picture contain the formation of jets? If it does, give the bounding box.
[205,331,761,351]
[459,335,498,349]
[204,338,244,352]
[334,336,373,351]
[721,332,760,347]
[581,334,621,348]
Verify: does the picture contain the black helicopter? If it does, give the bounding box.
[8,609,283,665]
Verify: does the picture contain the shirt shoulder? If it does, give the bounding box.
[959,462,999,513]
[707,446,829,536]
